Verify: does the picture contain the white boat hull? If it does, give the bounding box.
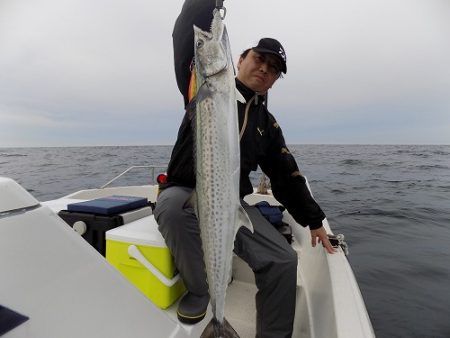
[0,177,375,338]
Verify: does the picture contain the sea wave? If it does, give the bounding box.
[0,152,28,157]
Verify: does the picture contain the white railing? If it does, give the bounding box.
[100,165,167,189]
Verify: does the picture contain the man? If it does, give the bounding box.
[155,2,335,337]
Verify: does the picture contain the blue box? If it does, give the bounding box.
[67,195,148,216]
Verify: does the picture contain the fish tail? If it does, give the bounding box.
[199,317,240,338]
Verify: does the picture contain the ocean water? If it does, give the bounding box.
[2,144,450,338]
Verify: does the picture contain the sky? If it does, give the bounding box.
[0,0,449,147]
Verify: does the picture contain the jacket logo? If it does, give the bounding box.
[257,127,264,136]
[279,47,286,62]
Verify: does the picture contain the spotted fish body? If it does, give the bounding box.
[192,9,253,337]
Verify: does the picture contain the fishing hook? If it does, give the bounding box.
[216,0,227,19]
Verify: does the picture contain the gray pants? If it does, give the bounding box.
[154,186,297,338]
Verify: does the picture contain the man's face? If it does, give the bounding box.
[236,50,282,94]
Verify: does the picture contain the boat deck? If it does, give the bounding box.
[226,280,257,337]
[41,188,305,337]
[37,184,374,338]
[162,275,258,337]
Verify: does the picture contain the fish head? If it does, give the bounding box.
[193,10,229,79]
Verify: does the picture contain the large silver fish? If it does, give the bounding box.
[190,8,253,338]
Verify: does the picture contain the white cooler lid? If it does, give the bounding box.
[106,215,167,247]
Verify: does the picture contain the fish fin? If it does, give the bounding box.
[197,82,212,102]
[237,205,254,234]
[235,88,246,103]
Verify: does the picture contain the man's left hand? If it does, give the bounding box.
[310,226,336,254]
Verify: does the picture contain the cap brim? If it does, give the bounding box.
[252,47,287,73]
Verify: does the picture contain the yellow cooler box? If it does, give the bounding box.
[106,216,185,309]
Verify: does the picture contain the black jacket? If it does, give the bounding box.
[161,79,326,229]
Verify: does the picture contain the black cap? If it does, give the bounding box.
[252,38,287,74]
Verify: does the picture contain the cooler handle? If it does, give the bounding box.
[128,245,181,287]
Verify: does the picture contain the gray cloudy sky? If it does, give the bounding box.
[1,0,449,147]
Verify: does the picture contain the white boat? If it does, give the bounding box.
[0,171,375,338]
